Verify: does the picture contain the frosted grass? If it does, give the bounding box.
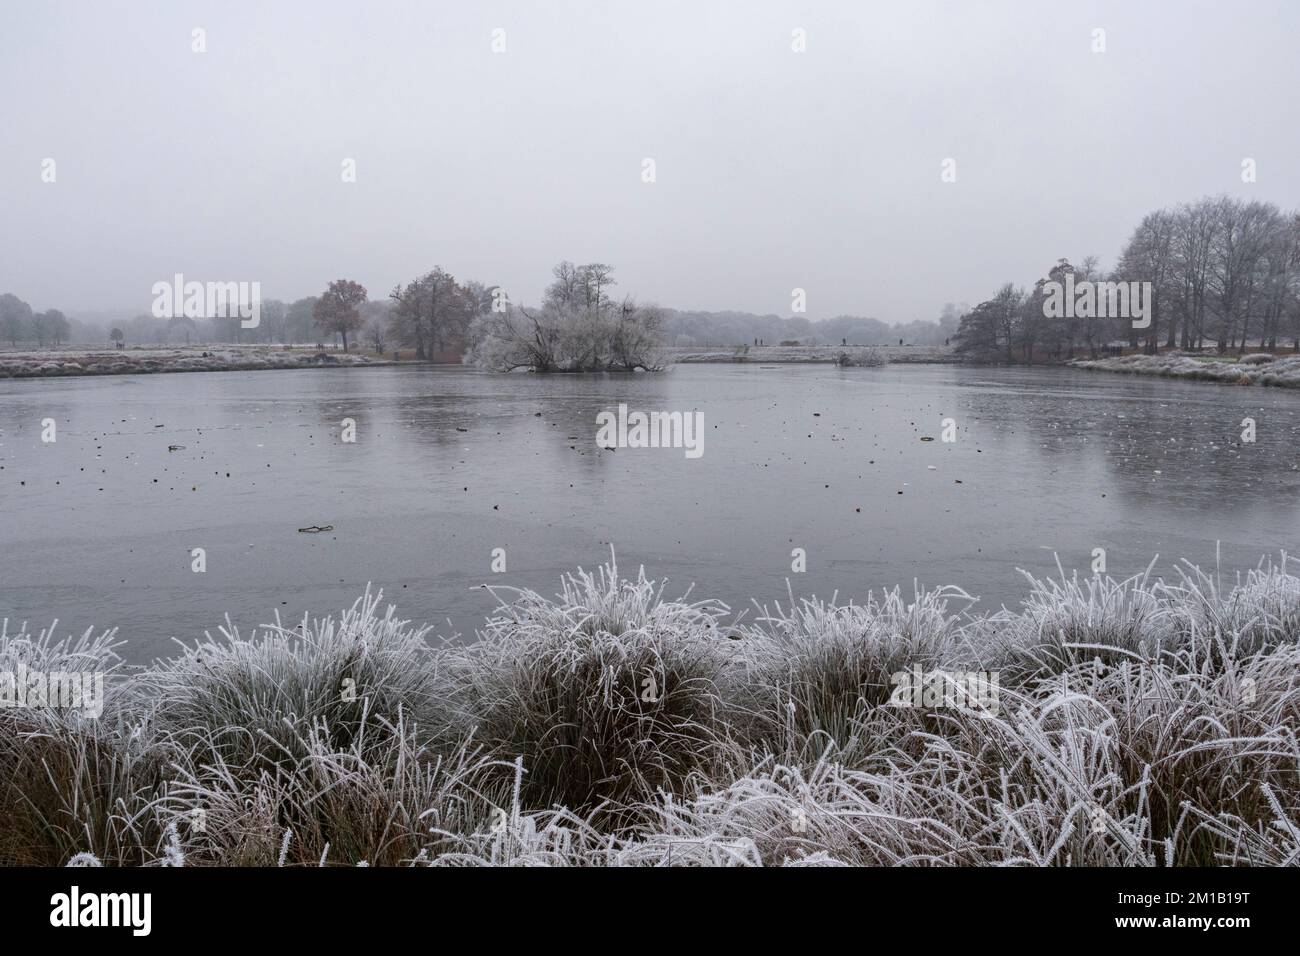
[1071,352,1300,388]
[3,554,1298,866]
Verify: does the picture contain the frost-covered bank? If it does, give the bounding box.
[3,556,1299,867]
[1070,352,1300,388]
[668,344,956,364]
[0,346,390,379]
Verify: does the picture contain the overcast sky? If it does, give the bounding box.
[3,0,1298,322]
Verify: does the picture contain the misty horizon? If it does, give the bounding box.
[5,1,1299,321]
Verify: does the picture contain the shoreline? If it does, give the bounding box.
[668,344,959,364]
[0,346,404,380]
[9,346,1300,388]
[1070,352,1300,388]
[0,343,980,378]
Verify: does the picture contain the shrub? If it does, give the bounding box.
[454,560,736,818]
[835,348,888,367]
[160,719,504,866]
[141,589,458,775]
[738,585,972,759]
[0,620,168,865]
[986,561,1178,682]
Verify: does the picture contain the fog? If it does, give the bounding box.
[2,0,1298,321]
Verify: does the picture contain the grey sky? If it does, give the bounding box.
[3,0,1298,321]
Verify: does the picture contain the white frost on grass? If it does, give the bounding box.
[3,556,1299,866]
[0,346,383,379]
[1071,352,1300,388]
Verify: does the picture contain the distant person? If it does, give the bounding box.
[842,338,847,346]
[899,338,903,346]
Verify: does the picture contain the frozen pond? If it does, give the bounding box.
[2,362,1298,663]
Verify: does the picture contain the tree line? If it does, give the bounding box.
[108,298,376,349]
[1,262,635,365]
[0,295,347,349]
[2,285,965,353]
[297,269,493,357]
[954,195,1300,362]
[301,261,667,371]
[0,294,71,347]
[660,307,962,348]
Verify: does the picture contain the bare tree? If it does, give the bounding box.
[364,315,387,354]
[1116,209,1176,353]
[1169,198,1219,349]
[993,284,1024,362]
[580,263,616,314]
[1206,197,1269,352]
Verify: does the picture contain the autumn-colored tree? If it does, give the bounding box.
[313,279,368,351]
[388,268,479,360]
